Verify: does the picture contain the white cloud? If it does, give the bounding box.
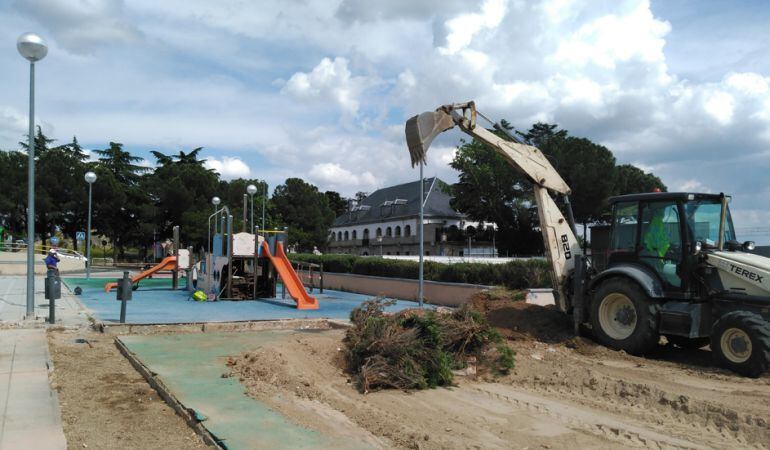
[678,179,713,193]
[204,156,251,180]
[439,0,507,55]
[702,90,735,125]
[2,0,769,240]
[281,57,375,116]
[308,163,377,189]
[14,0,142,54]
[552,1,670,71]
[0,107,28,148]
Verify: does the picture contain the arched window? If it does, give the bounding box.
[330,232,336,241]
[395,226,401,237]
[376,227,382,237]
[404,225,411,237]
[344,231,349,240]
[352,230,357,239]
[337,231,342,241]
[363,228,370,239]
[386,227,392,237]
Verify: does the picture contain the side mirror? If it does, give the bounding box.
[743,241,756,252]
[693,241,703,255]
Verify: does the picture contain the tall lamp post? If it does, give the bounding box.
[84,171,97,279]
[418,163,424,307]
[246,184,257,233]
[262,182,268,231]
[18,32,48,319]
[212,196,221,232]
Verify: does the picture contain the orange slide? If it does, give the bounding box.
[261,241,319,309]
[103,256,178,292]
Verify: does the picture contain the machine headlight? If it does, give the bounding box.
[743,241,756,251]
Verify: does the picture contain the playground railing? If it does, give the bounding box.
[0,242,86,260]
[293,261,324,294]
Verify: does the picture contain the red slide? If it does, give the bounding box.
[261,241,319,310]
[103,256,178,292]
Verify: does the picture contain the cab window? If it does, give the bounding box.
[609,202,638,251]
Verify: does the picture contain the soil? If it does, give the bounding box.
[47,328,212,450]
[229,293,770,450]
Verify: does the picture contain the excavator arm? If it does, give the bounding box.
[405,101,583,313]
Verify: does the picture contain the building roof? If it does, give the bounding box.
[332,177,463,227]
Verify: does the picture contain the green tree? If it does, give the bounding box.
[144,148,219,250]
[271,178,335,251]
[216,178,270,232]
[0,150,27,235]
[450,133,542,255]
[19,127,61,245]
[324,191,348,217]
[519,123,617,224]
[92,142,150,259]
[613,164,667,196]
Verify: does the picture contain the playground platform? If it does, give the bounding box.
[63,277,420,325]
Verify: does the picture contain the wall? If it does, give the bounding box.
[310,272,490,307]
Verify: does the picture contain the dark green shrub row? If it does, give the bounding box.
[289,253,551,289]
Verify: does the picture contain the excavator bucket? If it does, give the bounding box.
[405,110,455,167]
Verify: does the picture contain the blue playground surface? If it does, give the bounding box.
[64,278,420,324]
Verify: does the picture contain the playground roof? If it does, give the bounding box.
[331,177,463,227]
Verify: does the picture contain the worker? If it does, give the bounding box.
[45,248,60,276]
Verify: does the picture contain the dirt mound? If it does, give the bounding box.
[469,289,573,343]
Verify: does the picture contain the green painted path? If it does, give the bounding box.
[120,331,372,450]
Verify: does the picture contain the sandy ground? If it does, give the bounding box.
[47,328,212,450]
[228,299,770,450]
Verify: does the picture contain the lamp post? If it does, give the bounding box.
[84,171,97,279]
[212,196,221,233]
[262,182,268,231]
[418,163,424,307]
[377,235,383,256]
[247,184,257,233]
[18,32,48,319]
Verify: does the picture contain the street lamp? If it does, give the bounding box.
[84,171,97,279]
[377,235,383,256]
[18,32,48,319]
[246,184,257,233]
[262,182,268,231]
[212,196,221,233]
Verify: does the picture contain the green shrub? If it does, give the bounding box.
[289,253,551,289]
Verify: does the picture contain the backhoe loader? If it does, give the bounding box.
[406,101,770,377]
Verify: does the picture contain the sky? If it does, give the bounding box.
[1,0,768,243]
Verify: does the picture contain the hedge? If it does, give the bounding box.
[288,253,551,289]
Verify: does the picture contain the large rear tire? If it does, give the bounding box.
[711,311,770,378]
[590,278,660,355]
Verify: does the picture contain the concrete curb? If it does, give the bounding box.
[114,337,224,449]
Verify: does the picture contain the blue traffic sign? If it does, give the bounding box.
[76,231,86,241]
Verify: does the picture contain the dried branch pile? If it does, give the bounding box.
[344,299,515,393]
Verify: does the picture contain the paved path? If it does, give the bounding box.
[0,329,67,449]
[0,276,87,326]
[0,276,88,449]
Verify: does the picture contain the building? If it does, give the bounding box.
[328,177,496,256]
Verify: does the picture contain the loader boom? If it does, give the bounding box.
[406,102,583,312]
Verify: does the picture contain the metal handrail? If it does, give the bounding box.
[0,242,86,260]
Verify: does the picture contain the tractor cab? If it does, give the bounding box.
[594,192,737,297]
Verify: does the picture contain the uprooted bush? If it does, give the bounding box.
[343,298,515,393]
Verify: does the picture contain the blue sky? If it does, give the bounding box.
[1,0,768,243]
